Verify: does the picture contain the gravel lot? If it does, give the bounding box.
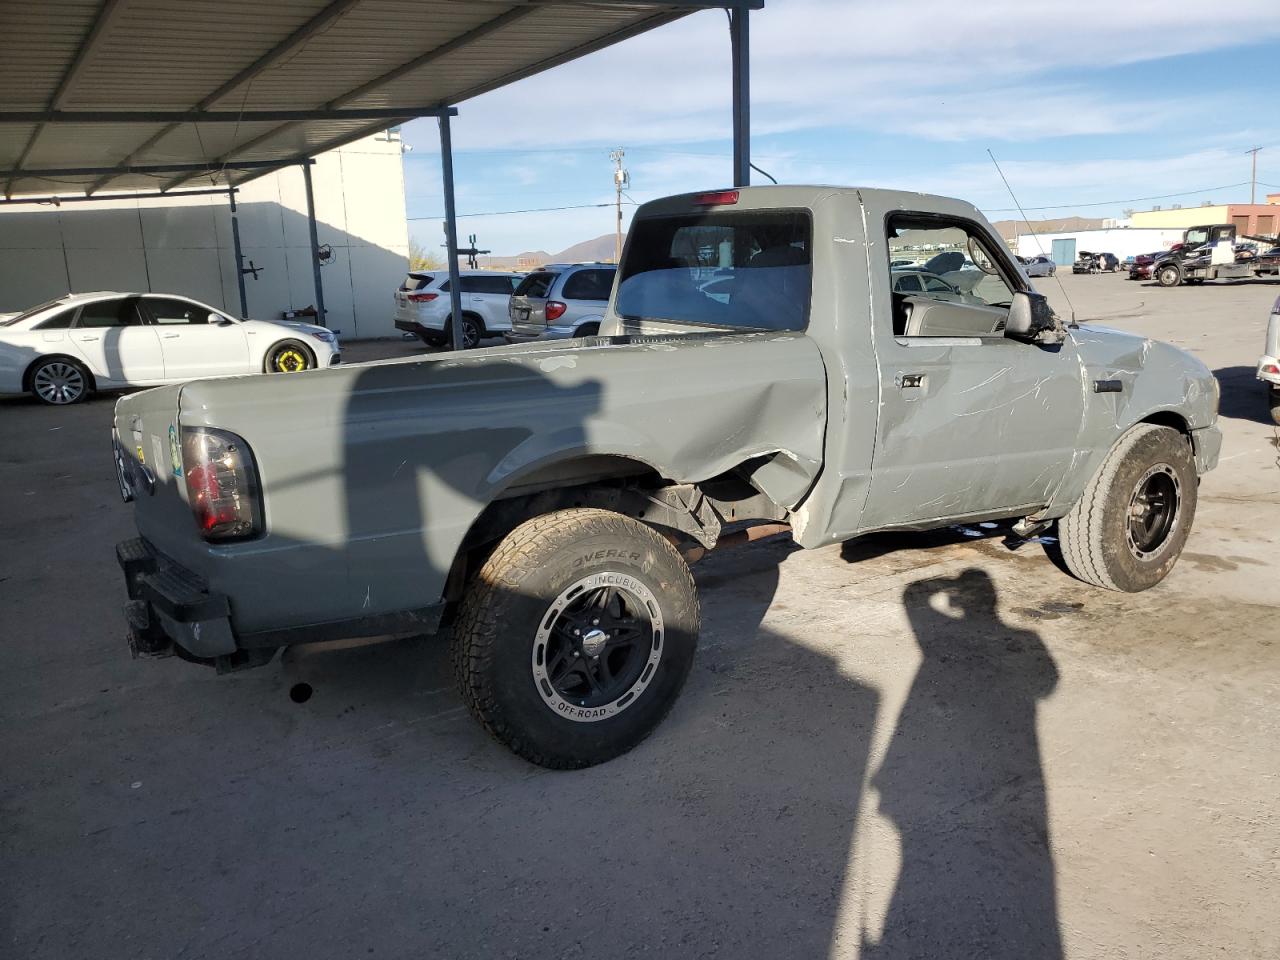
[2,273,1277,959]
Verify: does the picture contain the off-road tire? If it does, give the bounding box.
[1156,264,1181,287]
[1057,424,1196,592]
[1269,386,1280,426]
[452,508,699,769]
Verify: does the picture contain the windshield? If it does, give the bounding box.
[1184,228,1209,247]
[616,208,811,331]
[1,296,68,326]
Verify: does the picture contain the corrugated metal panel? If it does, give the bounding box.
[0,0,704,197]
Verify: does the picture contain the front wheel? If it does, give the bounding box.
[1156,264,1181,287]
[452,508,699,769]
[1057,424,1197,592]
[266,339,315,373]
[30,357,90,405]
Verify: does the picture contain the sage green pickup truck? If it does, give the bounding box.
[113,186,1221,768]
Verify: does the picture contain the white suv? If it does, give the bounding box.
[393,270,523,349]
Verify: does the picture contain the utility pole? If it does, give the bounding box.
[610,147,628,263]
[1247,146,1263,205]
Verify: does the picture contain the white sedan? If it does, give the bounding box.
[0,292,339,405]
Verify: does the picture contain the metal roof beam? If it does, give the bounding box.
[5,0,128,198]
[162,5,537,191]
[0,186,237,206]
[2,158,313,182]
[1,107,456,124]
[87,0,364,195]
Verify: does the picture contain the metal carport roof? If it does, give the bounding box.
[0,0,759,199]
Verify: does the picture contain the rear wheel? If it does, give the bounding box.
[1269,386,1280,426]
[447,313,484,350]
[1156,264,1181,287]
[266,339,314,373]
[30,357,90,405]
[452,508,699,769]
[1057,424,1196,592]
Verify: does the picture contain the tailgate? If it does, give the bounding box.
[113,385,201,562]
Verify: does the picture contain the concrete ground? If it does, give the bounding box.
[2,274,1277,959]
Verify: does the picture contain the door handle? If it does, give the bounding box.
[895,373,925,389]
[161,333,180,339]
[77,335,100,342]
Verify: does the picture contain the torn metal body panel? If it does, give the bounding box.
[116,331,826,636]
[113,184,1221,668]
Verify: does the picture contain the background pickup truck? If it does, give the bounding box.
[113,185,1222,769]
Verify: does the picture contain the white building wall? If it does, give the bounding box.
[1014,227,1186,261]
[0,132,409,339]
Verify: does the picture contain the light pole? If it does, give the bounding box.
[611,147,628,263]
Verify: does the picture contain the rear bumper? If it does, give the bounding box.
[118,537,446,671]
[117,537,237,661]
[504,324,574,343]
[1257,355,1280,387]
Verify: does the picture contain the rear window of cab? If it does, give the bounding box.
[615,208,811,331]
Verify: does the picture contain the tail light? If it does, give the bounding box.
[182,428,263,542]
[545,300,568,322]
[407,292,438,303]
[694,190,739,206]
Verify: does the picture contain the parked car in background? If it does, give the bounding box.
[1073,251,1119,274]
[1128,252,1160,281]
[394,270,523,349]
[505,263,617,341]
[1022,255,1056,277]
[1258,295,1280,425]
[1257,246,1280,276]
[891,269,964,301]
[0,292,338,405]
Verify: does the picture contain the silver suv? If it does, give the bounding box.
[505,263,616,342]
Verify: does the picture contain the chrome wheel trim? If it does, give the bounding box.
[33,361,85,404]
[531,572,664,724]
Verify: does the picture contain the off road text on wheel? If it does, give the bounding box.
[1057,423,1197,592]
[452,507,699,769]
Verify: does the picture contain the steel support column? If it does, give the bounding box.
[438,111,465,350]
[228,189,249,319]
[301,163,327,327]
[730,2,751,188]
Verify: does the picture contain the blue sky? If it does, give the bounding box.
[400,0,1280,256]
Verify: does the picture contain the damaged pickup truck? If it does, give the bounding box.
[113,186,1222,768]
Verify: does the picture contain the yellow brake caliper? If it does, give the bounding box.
[276,349,306,372]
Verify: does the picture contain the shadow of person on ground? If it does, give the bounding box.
[863,568,1063,960]
[1213,366,1275,425]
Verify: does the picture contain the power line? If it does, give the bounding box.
[407,200,638,221]
[983,182,1252,214]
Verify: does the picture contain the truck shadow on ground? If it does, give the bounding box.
[1213,365,1274,425]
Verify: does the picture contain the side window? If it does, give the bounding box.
[34,308,76,330]
[459,276,482,294]
[562,269,614,301]
[886,214,1018,337]
[479,275,516,295]
[146,298,210,325]
[75,299,135,328]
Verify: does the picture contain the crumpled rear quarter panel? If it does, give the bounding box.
[176,334,826,633]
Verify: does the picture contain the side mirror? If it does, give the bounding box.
[212,314,233,326]
[1005,291,1064,344]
